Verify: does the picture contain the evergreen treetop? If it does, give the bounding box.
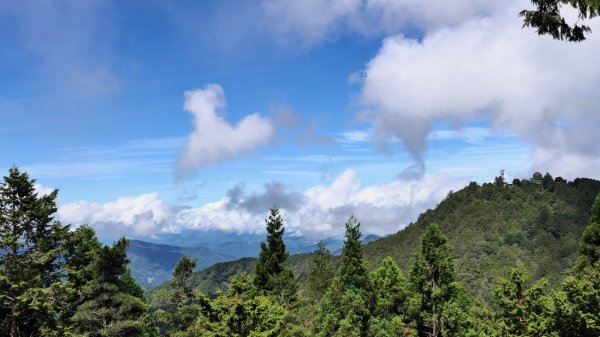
[254,207,288,292]
[0,167,69,336]
[254,207,297,305]
[339,215,370,291]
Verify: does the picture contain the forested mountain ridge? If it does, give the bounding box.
[127,240,234,287]
[160,174,600,306]
[363,176,600,303]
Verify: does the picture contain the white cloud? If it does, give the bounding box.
[261,0,506,46]
[58,169,468,238]
[358,4,600,178]
[177,84,274,174]
[57,193,172,236]
[34,183,55,196]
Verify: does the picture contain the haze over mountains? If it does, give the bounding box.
[128,231,380,286]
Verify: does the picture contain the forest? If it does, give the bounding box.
[1,167,599,337]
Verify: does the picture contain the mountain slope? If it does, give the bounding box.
[127,240,233,287]
[363,177,600,303]
[152,176,600,305]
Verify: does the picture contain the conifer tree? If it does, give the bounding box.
[254,207,297,305]
[494,269,554,336]
[0,167,69,336]
[372,257,409,319]
[306,241,335,304]
[409,223,470,337]
[318,215,374,337]
[553,264,600,337]
[155,257,205,336]
[184,273,286,337]
[71,238,156,337]
[369,257,412,337]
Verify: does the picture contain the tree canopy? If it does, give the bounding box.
[521,0,600,41]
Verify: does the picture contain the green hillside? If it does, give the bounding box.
[127,240,234,287]
[363,176,600,304]
[152,175,600,306]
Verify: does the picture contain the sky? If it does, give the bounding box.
[2,0,600,241]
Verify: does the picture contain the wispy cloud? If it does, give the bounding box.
[21,137,183,180]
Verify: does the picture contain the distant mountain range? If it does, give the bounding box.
[145,231,352,257]
[128,232,379,287]
[127,240,233,287]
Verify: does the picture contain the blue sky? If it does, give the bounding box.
[2,0,600,240]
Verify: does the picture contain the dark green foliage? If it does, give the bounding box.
[553,262,600,336]
[72,238,156,337]
[318,215,374,337]
[0,167,69,336]
[65,225,103,294]
[543,172,555,191]
[575,193,600,271]
[155,257,207,336]
[254,207,297,305]
[550,195,600,336]
[493,269,554,336]
[305,241,335,304]
[372,257,409,319]
[370,257,412,337]
[494,174,505,187]
[182,273,286,337]
[410,224,471,337]
[520,0,600,41]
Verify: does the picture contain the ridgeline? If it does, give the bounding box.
[152,174,600,307]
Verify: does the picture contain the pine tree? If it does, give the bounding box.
[254,207,297,305]
[372,257,409,319]
[370,257,412,337]
[553,264,600,337]
[0,167,69,336]
[155,257,205,336]
[71,238,156,337]
[409,223,470,337]
[184,273,286,337]
[65,225,103,296]
[306,241,335,304]
[494,269,554,336]
[318,215,374,337]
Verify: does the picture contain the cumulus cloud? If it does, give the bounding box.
[177,84,274,174]
[57,193,173,236]
[358,4,600,179]
[261,0,504,46]
[58,169,468,238]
